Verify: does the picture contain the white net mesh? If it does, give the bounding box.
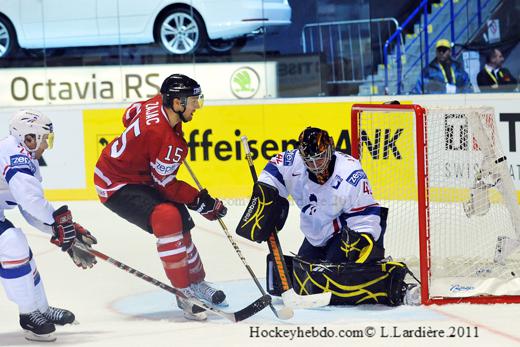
[355,105,520,299]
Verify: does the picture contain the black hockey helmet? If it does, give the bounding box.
[298,127,334,175]
[160,74,203,109]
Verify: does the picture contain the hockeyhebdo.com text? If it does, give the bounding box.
[249,325,480,340]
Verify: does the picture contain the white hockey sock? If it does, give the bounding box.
[30,258,49,312]
[0,261,38,314]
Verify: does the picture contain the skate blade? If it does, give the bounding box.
[215,299,229,307]
[24,330,57,342]
[183,311,208,321]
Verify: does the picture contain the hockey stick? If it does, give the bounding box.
[73,243,271,323]
[183,160,293,320]
[240,136,332,309]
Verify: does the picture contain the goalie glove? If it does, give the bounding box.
[67,223,97,269]
[340,226,384,263]
[187,189,227,221]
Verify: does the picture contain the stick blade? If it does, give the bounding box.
[233,294,272,322]
[281,288,331,309]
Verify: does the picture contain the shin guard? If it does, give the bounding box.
[151,203,189,288]
[183,232,205,283]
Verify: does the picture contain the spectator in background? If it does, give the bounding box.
[477,48,518,92]
[411,39,472,94]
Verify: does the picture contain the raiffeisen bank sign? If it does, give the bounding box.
[0,63,277,106]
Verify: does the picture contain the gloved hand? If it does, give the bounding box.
[187,189,227,221]
[50,205,76,252]
[341,226,384,263]
[67,223,97,269]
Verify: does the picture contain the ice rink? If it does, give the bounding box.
[1,200,519,347]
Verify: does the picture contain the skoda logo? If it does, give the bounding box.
[231,67,260,99]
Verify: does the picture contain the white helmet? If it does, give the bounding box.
[9,109,54,153]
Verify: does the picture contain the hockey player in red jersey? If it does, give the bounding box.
[94,74,227,320]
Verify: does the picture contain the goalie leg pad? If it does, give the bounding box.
[236,182,289,242]
[292,257,410,306]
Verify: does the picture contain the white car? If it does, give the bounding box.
[0,0,291,57]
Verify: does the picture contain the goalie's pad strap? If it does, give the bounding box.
[236,182,289,242]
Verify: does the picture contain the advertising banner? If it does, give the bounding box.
[81,102,359,200]
[1,93,518,202]
[0,62,277,107]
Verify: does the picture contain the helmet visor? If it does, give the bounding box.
[47,132,54,149]
[186,94,204,108]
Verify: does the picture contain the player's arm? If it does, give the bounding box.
[18,205,53,234]
[7,165,97,268]
[340,165,387,263]
[257,152,291,199]
[7,165,55,225]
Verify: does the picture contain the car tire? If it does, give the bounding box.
[0,16,18,58]
[207,37,247,54]
[155,8,206,55]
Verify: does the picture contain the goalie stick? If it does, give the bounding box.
[240,136,332,309]
[74,244,271,322]
[183,160,293,320]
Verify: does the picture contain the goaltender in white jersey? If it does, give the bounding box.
[238,127,420,306]
[0,110,97,342]
[258,127,387,263]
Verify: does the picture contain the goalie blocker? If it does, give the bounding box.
[236,182,289,242]
[267,254,412,306]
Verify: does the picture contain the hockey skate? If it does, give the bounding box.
[176,287,208,321]
[42,306,76,325]
[191,281,227,306]
[20,310,56,342]
[403,284,421,306]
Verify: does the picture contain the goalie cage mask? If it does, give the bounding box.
[298,127,334,176]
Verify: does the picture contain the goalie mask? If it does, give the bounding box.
[298,127,334,176]
[9,109,54,154]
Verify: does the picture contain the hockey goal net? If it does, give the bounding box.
[351,103,520,304]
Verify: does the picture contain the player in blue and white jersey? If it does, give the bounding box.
[237,127,420,306]
[258,127,387,263]
[0,110,97,342]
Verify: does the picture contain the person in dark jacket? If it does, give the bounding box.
[477,48,518,92]
[411,39,472,94]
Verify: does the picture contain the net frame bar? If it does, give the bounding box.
[351,103,520,305]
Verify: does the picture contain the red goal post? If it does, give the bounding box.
[351,103,520,305]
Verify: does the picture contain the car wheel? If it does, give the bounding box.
[0,16,17,58]
[207,37,248,54]
[157,8,206,55]
[207,39,236,53]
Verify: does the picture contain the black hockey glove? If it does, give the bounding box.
[341,226,384,263]
[51,205,76,251]
[67,223,97,269]
[187,189,227,221]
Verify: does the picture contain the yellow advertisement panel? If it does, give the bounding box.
[78,101,416,200]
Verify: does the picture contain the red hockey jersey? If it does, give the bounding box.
[94,94,198,204]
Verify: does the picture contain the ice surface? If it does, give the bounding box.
[1,201,519,346]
